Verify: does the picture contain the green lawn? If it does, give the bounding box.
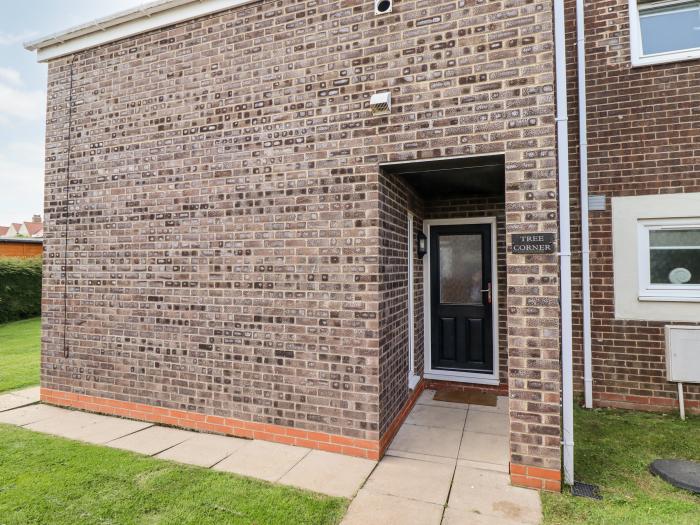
[542,406,700,525]
[0,424,347,525]
[0,317,41,393]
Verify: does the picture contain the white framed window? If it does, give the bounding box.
[629,0,700,67]
[637,218,700,301]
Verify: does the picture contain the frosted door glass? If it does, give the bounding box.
[439,234,482,304]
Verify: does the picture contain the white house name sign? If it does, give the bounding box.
[511,233,556,254]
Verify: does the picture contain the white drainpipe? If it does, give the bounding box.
[577,0,593,410]
[553,0,575,486]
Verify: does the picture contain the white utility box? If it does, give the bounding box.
[665,325,700,383]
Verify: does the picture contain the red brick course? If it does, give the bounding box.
[425,379,508,396]
[510,462,561,492]
[42,380,429,460]
[597,392,700,415]
[41,387,380,459]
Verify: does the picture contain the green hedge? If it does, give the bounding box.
[0,257,42,324]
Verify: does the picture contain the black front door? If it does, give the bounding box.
[430,223,493,373]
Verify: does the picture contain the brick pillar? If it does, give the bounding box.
[504,50,563,490]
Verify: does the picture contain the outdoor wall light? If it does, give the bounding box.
[417,231,427,258]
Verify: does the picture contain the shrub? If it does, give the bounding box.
[0,257,42,324]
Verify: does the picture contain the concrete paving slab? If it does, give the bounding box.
[213,439,309,482]
[384,448,457,466]
[12,386,40,401]
[24,410,108,439]
[442,506,527,525]
[362,455,455,505]
[279,450,376,498]
[405,404,467,430]
[448,465,542,525]
[458,431,509,466]
[389,423,462,458]
[468,396,508,414]
[465,410,509,436]
[156,433,250,468]
[457,458,509,474]
[415,390,470,410]
[341,489,443,525]
[0,404,65,426]
[107,426,196,456]
[0,393,34,412]
[73,418,153,445]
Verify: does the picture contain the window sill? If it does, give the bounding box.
[638,295,700,303]
[632,49,700,68]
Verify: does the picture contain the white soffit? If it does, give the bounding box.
[24,0,257,62]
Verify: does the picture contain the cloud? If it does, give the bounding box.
[0,30,38,46]
[0,78,45,122]
[0,67,22,86]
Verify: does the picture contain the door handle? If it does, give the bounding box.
[480,282,492,304]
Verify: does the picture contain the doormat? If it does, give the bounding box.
[433,390,498,406]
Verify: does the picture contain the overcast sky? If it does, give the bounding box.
[0,0,147,226]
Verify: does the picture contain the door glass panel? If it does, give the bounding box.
[439,234,482,304]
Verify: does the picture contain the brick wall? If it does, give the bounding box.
[378,174,507,434]
[378,172,411,435]
[41,0,562,481]
[566,0,700,413]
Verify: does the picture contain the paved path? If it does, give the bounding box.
[0,386,40,412]
[0,388,541,523]
[342,390,541,524]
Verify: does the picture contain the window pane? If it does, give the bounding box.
[649,229,700,247]
[639,2,700,55]
[439,234,482,304]
[649,248,700,284]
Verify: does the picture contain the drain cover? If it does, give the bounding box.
[572,481,602,500]
[650,459,700,494]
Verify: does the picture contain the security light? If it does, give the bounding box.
[417,231,427,258]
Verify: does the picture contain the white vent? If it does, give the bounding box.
[370,92,391,116]
[375,0,393,15]
[665,325,700,383]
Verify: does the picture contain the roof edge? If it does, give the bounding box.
[24,0,256,62]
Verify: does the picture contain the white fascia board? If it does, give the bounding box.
[24,0,257,62]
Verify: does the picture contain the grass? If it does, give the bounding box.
[0,317,41,393]
[542,406,700,525]
[0,424,347,525]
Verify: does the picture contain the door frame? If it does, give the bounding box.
[422,216,499,385]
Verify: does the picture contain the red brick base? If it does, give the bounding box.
[510,463,561,492]
[379,380,426,454]
[596,392,700,415]
[424,379,508,395]
[40,388,380,460]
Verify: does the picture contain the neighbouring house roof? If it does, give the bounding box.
[0,226,8,237]
[24,0,255,62]
[24,222,44,238]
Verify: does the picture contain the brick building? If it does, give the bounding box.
[26,0,700,492]
[563,0,700,418]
